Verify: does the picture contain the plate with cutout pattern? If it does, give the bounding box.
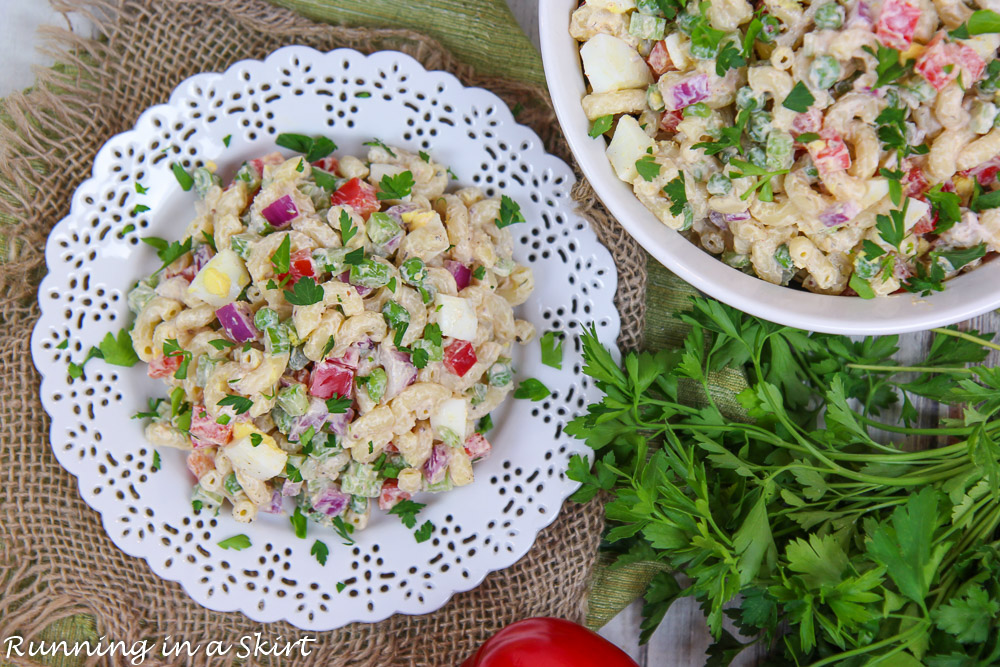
[29,46,620,629]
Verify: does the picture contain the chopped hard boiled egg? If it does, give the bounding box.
[188,248,250,307]
[903,197,931,231]
[431,397,469,444]
[400,210,440,230]
[435,294,478,341]
[607,115,656,182]
[860,178,890,210]
[225,423,288,480]
[580,33,652,94]
[586,0,637,12]
[369,163,406,185]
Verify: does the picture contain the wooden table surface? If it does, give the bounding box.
[6,3,994,666]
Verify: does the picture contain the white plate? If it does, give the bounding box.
[29,46,620,630]
[539,0,1000,335]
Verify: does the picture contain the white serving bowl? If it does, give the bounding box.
[539,0,1000,335]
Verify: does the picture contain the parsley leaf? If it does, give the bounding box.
[171,163,193,191]
[662,173,688,217]
[151,450,161,472]
[311,540,329,565]
[162,338,192,379]
[729,160,790,203]
[363,138,397,158]
[290,506,307,539]
[135,182,149,195]
[283,276,325,306]
[863,44,913,89]
[636,155,662,182]
[270,234,291,275]
[377,171,415,200]
[782,81,815,113]
[540,331,564,370]
[222,134,232,147]
[98,329,139,367]
[716,41,746,76]
[496,195,526,229]
[389,499,426,529]
[418,150,431,162]
[343,247,365,266]
[414,520,435,543]
[326,396,352,413]
[339,209,357,244]
[276,133,338,162]
[937,243,987,271]
[217,534,251,550]
[514,377,551,401]
[925,184,963,233]
[971,184,1000,212]
[875,202,908,250]
[217,394,253,414]
[693,109,749,156]
[878,167,905,207]
[849,273,876,299]
[589,114,614,138]
[332,516,355,545]
[208,339,236,351]
[132,204,150,215]
[141,236,192,270]
[250,433,263,447]
[933,586,1000,643]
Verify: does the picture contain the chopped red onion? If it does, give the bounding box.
[382,348,418,401]
[819,202,860,227]
[384,203,421,227]
[708,211,728,230]
[423,444,450,485]
[215,302,259,342]
[192,243,214,271]
[664,74,709,111]
[260,489,284,514]
[724,211,752,223]
[282,480,303,497]
[337,270,372,297]
[261,195,298,227]
[444,260,472,290]
[312,484,350,516]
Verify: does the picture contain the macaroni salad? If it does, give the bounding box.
[571,0,1000,297]
[129,140,534,537]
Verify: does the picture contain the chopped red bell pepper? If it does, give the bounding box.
[311,156,340,174]
[444,340,478,377]
[309,359,355,399]
[331,177,379,219]
[876,0,921,49]
[461,617,639,667]
[646,40,674,77]
[810,132,852,174]
[147,354,182,379]
[659,109,683,133]
[190,405,233,447]
[915,35,984,91]
[377,478,411,511]
[791,108,823,137]
[186,449,216,478]
[912,215,936,235]
[276,248,316,286]
[463,432,492,461]
[902,164,929,198]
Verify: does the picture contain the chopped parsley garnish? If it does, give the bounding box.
[948,9,1000,38]
[662,173,689,216]
[849,273,876,299]
[876,201,909,250]
[377,171,415,200]
[313,168,338,190]
[250,433,263,447]
[162,338,192,379]
[332,516,355,545]
[151,450,161,472]
[295,158,305,173]
[863,44,913,89]
[693,108,749,156]
[326,396,352,414]
[472,265,486,280]
[276,133,338,162]
[135,182,149,195]
[343,247,365,266]
[795,132,820,143]
[56,339,69,350]
[878,167,905,207]
[514,377,551,401]
[171,163,193,191]
[418,150,431,162]
[356,91,372,98]
[729,160,790,203]
[270,233,291,275]
[217,394,253,414]
[290,506,307,538]
[339,209,357,244]
[496,195,526,229]
[217,534,251,550]
[589,114,614,138]
[874,106,928,162]
[971,183,1000,212]
[283,276,325,306]
[141,236,192,271]
[363,138,396,158]
[132,204,150,215]
[311,540,329,565]
[782,81,815,113]
[905,243,988,295]
[477,414,493,434]
[98,328,139,367]
[208,339,236,351]
[540,331,564,370]
[222,134,232,147]
[286,461,303,484]
[201,231,217,252]
[389,499,426,529]
[414,520,435,543]
[635,154,661,182]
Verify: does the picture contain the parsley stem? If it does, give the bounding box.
[846,363,974,375]
[930,327,1000,352]
[807,620,930,667]
[854,413,976,436]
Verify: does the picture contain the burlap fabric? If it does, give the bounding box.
[0,1,648,665]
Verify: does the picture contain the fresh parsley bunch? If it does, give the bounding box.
[568,297,1000,665]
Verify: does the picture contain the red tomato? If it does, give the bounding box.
[659,109,683,133]
[189,405,233,447]
[249,152,285,179]
[147,354,181,379]
[331,177,379,219]
[311,156,340,174]
[811,132,852,174]
[646,40,674,77]
[309,359,355,399]
[791,108,823,136]
[461,618,638,667]
[290,248,315,278]
[902,164,929,197]
[955,44,986,84]
[912,216,936,235]
[876,0,921,49]
[444,340,478,377]
[966,157,1000,185]
[464,433,492,461]
[915,36,960,91]
[377,479,411,511]
[186,449,216,478]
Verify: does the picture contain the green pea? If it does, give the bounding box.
[809,55,842,90]
[735,86,764,111]
[707,173,733,196]
[814,3,845,29]
[748,110,773,144]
